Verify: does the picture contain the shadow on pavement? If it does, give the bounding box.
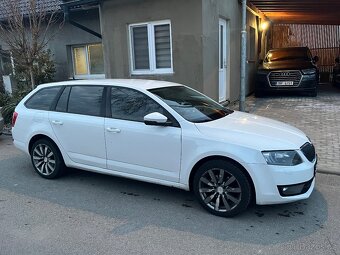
[0,154,328,246]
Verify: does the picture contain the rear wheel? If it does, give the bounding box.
[193,160,251,217]
[30,139,65,179]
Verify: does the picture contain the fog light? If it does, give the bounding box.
[277,178,314,197]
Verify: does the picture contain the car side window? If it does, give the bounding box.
[68,86,105,117]
[110,87,167,122]
[25,86,61,110]
[55,86,71,112]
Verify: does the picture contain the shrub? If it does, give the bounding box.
[0,86,31,124]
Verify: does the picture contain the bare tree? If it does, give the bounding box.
[0,0,63,89]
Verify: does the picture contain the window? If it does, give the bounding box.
[149,86,233,123]
[111,87,167,122]
[25,87,61,110]
[72,44,104,79]
[68,86,105,116]
[248,26,256,61]
[129,20,173,75]
[55,86,71,112]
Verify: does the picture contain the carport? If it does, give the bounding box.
[239,0,340,110]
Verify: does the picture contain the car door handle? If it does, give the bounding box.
[106,127,121,133]
[52,120,63,125]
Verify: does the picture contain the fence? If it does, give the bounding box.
[270,24,340,82]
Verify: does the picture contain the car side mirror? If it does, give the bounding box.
[259,59,264,65]
[335,57,340,63]
[144,112,171,126]
[313,56,319,63]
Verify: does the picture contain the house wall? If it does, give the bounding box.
[0,8,102,83]
[48,8,102,81]
[100,0,262,102]
[202,0,260,101]
[100,0,204,92]
[246,9,259,96]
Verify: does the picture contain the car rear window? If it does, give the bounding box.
[25,87,61,111]
[67,86,105,117]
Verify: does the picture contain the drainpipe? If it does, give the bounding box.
[239,0,247,112]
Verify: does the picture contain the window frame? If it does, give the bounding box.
[71,44,105,80]
[51,85,107,117]
[24,86,62,111]
[107,86,180,127]
[128,20,174,75]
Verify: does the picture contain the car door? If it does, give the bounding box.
[105,86,181,182]
[49,85,107,169]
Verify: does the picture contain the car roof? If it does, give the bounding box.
[37,79,181,91]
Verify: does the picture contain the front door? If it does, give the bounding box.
[219,18,230,102]
[105,87,181,182]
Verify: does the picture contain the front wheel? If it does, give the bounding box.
[193,160,252,217]
[30,139,65,179]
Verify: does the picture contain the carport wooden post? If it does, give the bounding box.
[239,0,247,112]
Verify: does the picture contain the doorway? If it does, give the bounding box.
[218,18,230,102]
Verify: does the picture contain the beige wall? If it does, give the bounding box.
[100,0,204,92]
[100,0,264,102]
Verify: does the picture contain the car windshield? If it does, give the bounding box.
[149,86,233,123]
[265,48,311,62]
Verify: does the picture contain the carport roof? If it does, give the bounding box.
[249,0,340,25]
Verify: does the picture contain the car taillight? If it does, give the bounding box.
[12,112,18,127]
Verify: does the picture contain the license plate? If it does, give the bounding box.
[275,81,294,86]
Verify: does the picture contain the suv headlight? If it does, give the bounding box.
[302,68,316,75]
[262,150,303,166]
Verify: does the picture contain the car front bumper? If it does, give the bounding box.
[256,72,318,94]
[246,159,316,205]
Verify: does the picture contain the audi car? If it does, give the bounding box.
[255,47,319,97]
[12,79,316,217]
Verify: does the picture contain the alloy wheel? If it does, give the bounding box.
[32,144,56,176]
[198,168,242,212]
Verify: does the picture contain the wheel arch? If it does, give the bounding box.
[188,155,256,202]
[29,134,62,157]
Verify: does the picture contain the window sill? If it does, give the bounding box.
[131,71,174,76]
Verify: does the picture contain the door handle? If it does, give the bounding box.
[52,120,63,125]
[106,127,121,133]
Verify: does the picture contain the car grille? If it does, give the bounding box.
[268,70,302,87]
[301,143,316,162]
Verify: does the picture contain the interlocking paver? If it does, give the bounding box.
[229,84,340,174]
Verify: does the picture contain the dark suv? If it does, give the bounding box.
[255,47,319,97]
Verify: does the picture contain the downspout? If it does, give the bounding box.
[239,0,247,112]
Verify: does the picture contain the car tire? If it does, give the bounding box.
[254,90,264,98]
[193,160,251,217]
[30,139,66,179]
[308,90,317,97]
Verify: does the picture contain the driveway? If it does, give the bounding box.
[0,134,339,255]
[230,83,340,175]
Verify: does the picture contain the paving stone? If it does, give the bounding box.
[229,84,340,174]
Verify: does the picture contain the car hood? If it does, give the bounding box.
[195,111,308,151]
[260,61,316,71]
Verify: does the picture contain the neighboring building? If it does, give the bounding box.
[1,0,267,102]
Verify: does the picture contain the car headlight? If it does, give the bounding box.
[262,150,303,166]
[302,68,316,75]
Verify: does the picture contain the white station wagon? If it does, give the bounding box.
[12,79,317,217]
